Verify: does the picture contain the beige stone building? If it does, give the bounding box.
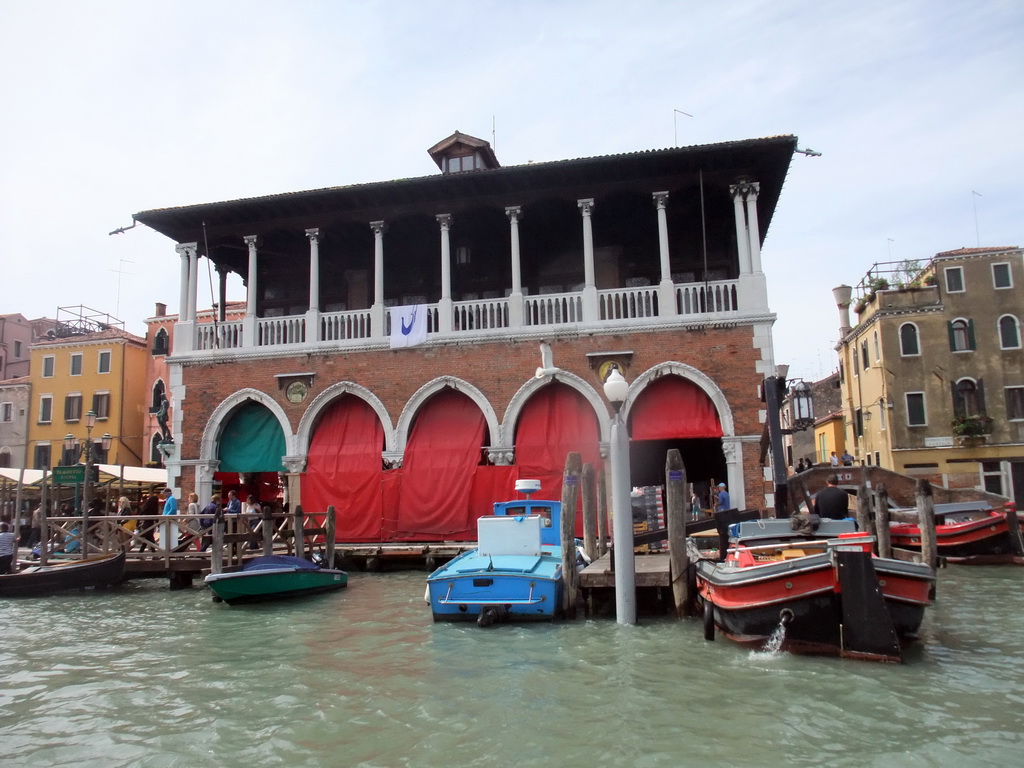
[833,246,1024,505]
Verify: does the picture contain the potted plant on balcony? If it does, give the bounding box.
[952,414,992,445]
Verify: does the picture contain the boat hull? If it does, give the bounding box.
[0,551,126,597]
[205,567,348,605]
[695,549,932,658]
[427,570,562,622]
[890,513,1022,563]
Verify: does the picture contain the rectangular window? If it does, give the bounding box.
[874,451,881,467]
[861,342,869,370]
[93,392,110,419]
[1,402,12,422]
[64,394,82,422]
[982,461,1004,495]
[33,444,51,470]
[906,392,926,426]
[39,395,52,424]
[70,353,83,376]
[42,355,55,378]
[945,266,964,293]
[1007,387,1024,420]
[98,350,111,374]
[13,340,22,357]
[993,263,1013,289]
[855,408,864,437]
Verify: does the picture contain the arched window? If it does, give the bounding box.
[954,378,981,417]
[949,319,974,352]
[899,323,920,356]
[153,328,169,356]
[151,380,166,412]
[999,315,1021,349]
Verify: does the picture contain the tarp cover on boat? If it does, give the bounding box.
[514,383,602,527]
[218,402,287,472]
[302,396,385,541]
[629,375,723,439]
[241,555,320,572]
[393,390,487,538]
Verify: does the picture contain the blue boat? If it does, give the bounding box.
[426,480,568,625]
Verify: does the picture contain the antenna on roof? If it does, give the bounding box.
[492,115,496,152]
[673,109,693,146]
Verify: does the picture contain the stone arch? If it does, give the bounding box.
[626,361,736,435]
[504,371,610,449]
[395,376,500,455]
[199,388,296,463]
[296,381,396,456]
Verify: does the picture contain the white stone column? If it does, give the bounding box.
[506,206,524,328]
[176,243,191,320]
[370,221,387,340]
[174,243,197,354]
[721,436,746,510]
[437,213,453,333]
[744,182,762,274]
[216,264,229,322]
[578,198,599,322]
[305,228,321,343]
[243,235,259,347]
[730,184,752,275]
[653,191,676,316]
[186,247,199,322]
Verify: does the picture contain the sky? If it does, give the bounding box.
[1,0,1021,382]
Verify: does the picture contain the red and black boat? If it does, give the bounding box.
[690,519,934,662]
[889,501,1023,564]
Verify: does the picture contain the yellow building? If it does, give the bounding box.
[833,247,1024,504]
[27,325,148,469]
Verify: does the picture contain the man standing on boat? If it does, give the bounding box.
[813,475,850,519]
[715,482,731,512]
[0,522,17,574]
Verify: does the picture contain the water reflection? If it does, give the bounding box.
[0,568,1022,767]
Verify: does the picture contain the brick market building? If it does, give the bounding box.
[132,132,799,541]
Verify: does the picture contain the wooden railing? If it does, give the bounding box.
[37,507,335,573]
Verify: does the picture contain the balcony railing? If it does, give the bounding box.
[179,277,742,355]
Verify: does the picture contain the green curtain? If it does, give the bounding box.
[218,402,287,473]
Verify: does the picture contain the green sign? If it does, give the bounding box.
[52,465,85,484]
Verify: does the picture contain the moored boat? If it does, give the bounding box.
[690,519,934,662]
[205,555,348,605]
[0,550,126,597]
[889,501,1023,564]
[426,480,567,625]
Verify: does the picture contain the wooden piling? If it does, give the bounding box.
[855,483,872,536]
[1006,504,1024,558]
[596,468,609,557]
[874,484,892,559]
[665,449,690,617]
[560,452,582,618]
[915,479,938,578]
[211,509,224,575]
[262,506,274,556]
[294,504,305,560]
[39,470,49,567]
[326,506,337,567]
[581,463,598,563]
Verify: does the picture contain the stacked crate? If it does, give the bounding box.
[632,486,666,552]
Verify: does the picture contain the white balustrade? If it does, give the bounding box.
[257,316,306,346]
[675,279,739,315]
[524,292,585,327]
[321,309,373,342]
[195,320,244,350]
[597,286,660,320]
[452,298,510,331]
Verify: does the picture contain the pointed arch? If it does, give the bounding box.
[626,362,736,435]
[199,388,295,465]
[504,371,609,449]
[297,381,395,455]
[395,376,500,454]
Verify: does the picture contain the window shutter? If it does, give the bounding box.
[947,321,955,350]
[951,381,964,417]
[968,319,976,350]
[977,379,987,416]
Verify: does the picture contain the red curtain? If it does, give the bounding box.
[302,396,385,541]
[393,390,487,539]
[213,472,280,504]
[514,384,603,529]
[630,375,722,439]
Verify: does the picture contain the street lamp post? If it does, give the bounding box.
[64,410,112,558]
[603,368,636,625]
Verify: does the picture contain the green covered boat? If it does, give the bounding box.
[205,555,347,605]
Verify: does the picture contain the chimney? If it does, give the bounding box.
[155,302,167,318]
[832,285,853,339]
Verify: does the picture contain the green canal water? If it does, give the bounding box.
[1,566,1022,767]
